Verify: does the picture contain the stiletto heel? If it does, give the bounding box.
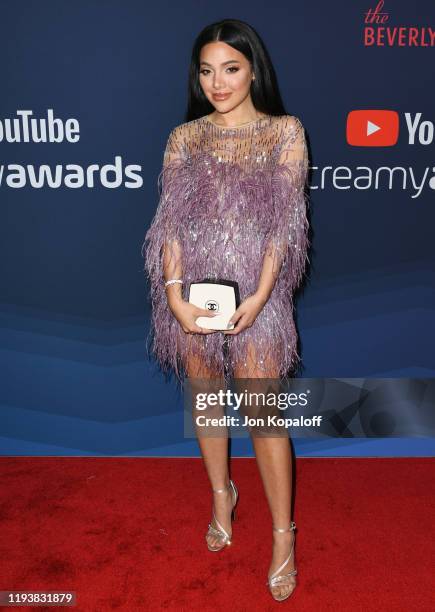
[267,521,297,602]
[205,479,238,552]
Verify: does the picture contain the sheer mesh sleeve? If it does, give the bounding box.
[141,126,191,375]
[265,115,310,293]
[142,126,189,283]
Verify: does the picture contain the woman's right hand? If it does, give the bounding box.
[168,298,219,334]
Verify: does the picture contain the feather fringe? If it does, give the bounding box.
[142,150,310,390]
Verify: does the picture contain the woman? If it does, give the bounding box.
[142,18,310,602]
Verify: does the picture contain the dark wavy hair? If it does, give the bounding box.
[185,18,288,122]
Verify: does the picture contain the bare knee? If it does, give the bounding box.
[185,352,222,379]
[233,341,279,379]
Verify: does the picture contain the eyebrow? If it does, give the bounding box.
[199,60,240,67]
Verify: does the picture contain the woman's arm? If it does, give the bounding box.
[255,115,310,303]
[254,248,281,306]
[143,126,217,334]
[143,126,186,304]
[163,238,183,306]
[224,116,310,335]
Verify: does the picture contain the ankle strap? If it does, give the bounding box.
[273,520,297,533]
[212,480,232,494]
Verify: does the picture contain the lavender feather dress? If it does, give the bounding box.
[142,114,310,387]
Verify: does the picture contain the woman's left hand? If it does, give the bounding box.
[223,292,268,335]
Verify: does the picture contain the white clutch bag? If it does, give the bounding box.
[188,278,241,331]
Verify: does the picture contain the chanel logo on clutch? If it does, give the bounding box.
[205,300,219,312]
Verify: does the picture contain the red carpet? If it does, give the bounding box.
[0,457,433,611]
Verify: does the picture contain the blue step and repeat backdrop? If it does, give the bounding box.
[1,1,434,457]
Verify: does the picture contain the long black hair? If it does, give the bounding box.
[185,19,288,122]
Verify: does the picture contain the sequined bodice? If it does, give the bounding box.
[158,114,306,279]
[167,114,287,173]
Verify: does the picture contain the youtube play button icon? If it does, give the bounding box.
[346,110,399,146]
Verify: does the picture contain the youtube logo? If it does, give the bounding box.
[346,110,399,146]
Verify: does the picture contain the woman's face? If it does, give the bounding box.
[199,41,254,112]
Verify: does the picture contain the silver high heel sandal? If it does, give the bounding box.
[205,479,238,552]
[267,521,298,602]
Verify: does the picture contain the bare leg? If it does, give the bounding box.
[185,349,234,550]
[233,341,296,600]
